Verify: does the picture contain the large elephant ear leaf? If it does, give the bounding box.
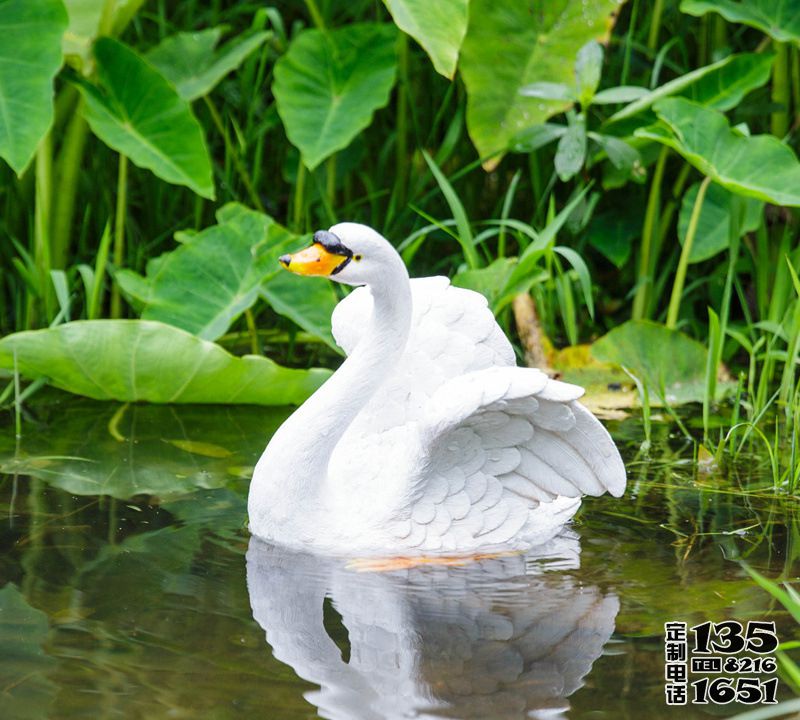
[382,0,467,78]
[118,204,285,341]
[146,27,271,101]
[77,37,215,198]
[680,0,800,44]
[636,98,800,206]
[0,0,68,175]
[0,320,330,405]
[273,23,398,170]
[459,0,622,170]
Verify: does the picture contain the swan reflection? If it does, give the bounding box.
[246,532,618,719]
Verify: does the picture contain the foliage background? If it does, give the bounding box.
[0,0,798,469]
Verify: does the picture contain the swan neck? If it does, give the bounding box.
[256,261,412,505]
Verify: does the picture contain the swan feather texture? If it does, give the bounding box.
[249,223,626,555]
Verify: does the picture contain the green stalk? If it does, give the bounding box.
[498,170,522,259]
[33,132,54,325]
[703,307,720,444]
[632,147,667,320]
[51,100,90,270]
[304,0,325,30]
[245,308,260,355]
[293,158,307,233]
[647,0,664,51]
[13,350,21,438]
[792,46,800,128]
[326,155,337,215]
[204,96,263,211]
[771,41,790,139]
[621,0,639,85]
[88,223,113,320]
[712,15,727,56]
[392,32,409,217]
[110,154,128,319]
[780,259,800,407]
[667,175,711,328]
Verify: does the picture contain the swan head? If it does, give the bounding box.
[278,223,403,287]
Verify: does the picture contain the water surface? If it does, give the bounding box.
[1,398,797,718]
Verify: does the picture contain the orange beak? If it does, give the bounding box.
[279,242,348,276]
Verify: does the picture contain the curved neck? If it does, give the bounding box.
[256,256,412,507]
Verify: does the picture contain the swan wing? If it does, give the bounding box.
[391,367,626,552]
[331,277,515,434]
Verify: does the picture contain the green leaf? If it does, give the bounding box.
[554,118,587,181]
[592,85,649,104]
[62,0,147,69]
[590,133,640,171]
[510,122,567,153]
[0,320,330,404]
[261,272,340,352]
[116,204,293,341]
[273,23,398,170]
[146,27,270,101]
[459,0,621,169]
[575,40,604,107]
[554,245,594,318]
[587,208,640,268]
[636,98,800,206]
[678,182,764,263]
[0,401,288,499]
[498,186,592,307]
[0,0,67,175]
[452,258,517,309]
[681,0,800,44]
[683,53,774,110]
[607,54,774,123]
[0,584,56,720]
[591,320,716,404]
[519,82,576,102]
[423,150,480,268]
[62,0,103,63]
[382,0,467,78]
[77,37,215,198]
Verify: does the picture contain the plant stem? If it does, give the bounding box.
[33,132,54,326]
[204,96,264,211]
[621,0,638,85]
[245,308,260,355]
[394,32,409,214]
[792,46,800,129]
[110,154,128,319]
[666,175,711,328]
[326,154,337,213]
[13,350,21,438]
[771,41,790,139]
[632,147,667,320]
[51,99,90,270]
[647,0,664,51]
[293,158,307,233]
[304,0,325,30]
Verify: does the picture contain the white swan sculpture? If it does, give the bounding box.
[248,223,625,555]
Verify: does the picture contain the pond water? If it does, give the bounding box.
[1,397,798,719]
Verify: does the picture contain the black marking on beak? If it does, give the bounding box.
[314,230,353,275]
[279,254,291,267]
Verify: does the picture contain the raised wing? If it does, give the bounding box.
[389,367,626,552]
[332,277,515,435]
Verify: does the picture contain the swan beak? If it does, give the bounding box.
[279,243,346,276]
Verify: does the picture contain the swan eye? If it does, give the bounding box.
[354,254,363,261]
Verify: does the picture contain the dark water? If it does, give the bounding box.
[1,398,798,719]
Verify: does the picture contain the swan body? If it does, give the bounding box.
[248,223,626,555]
